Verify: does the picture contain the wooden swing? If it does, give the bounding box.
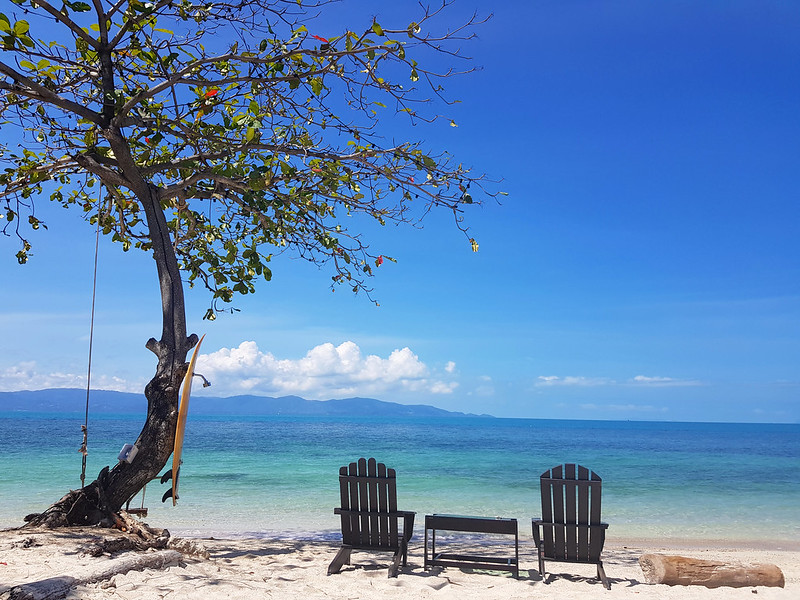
[81,203,149,517]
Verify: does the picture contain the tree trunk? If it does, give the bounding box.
[638,553,785,588]
[25,180,194,528]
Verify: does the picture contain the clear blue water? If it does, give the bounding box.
[1,412,798,544]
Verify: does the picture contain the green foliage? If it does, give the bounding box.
[1,0,492,314]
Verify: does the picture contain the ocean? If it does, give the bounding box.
[1,413,798,545]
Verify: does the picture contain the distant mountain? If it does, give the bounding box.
[0,389,490,418]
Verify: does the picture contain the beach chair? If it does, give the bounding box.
[532,463,610,589]
[328,457,415,578]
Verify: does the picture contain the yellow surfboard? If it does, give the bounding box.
[161,334,205,505]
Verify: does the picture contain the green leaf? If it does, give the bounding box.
[13,19,29,35]
[66,1,91,11]
[371,22,383,36]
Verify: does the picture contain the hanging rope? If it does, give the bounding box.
[80,204,103,488]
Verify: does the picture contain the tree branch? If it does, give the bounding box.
[0,61,103,125]
[27,0,101,49]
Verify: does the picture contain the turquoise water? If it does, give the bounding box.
[1,413,798,544]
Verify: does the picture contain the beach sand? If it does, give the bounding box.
[1,527,797,599]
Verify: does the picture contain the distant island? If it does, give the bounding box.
[0,389,491,418]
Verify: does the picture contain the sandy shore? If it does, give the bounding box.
[1,527,797,599]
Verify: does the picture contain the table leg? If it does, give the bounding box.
[424,526,429,570]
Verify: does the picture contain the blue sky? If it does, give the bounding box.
[1,1,798,422]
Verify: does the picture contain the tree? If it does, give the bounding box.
[1,0,492,527]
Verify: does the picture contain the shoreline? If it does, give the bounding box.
[153,524,800,553]
[1,526,797,599]
[5,518,800,553]
[4,525,800,552]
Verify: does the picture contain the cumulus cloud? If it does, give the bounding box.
[0,361,142,393]
[196,340,458,399]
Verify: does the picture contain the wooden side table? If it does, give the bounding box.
[424,514,519,578]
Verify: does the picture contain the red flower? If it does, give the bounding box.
[376,255,384,266]
[204,89,219,98]
[312,34,329,44]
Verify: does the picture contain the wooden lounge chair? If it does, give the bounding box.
[328,457,416,578]
[532,463,610,589]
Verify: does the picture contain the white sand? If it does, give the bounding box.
[1,527,797,599]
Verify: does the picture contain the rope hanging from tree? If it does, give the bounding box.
[79,204,103,488]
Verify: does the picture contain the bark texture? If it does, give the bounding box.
[24,174,194,528]
[638,553,785,588]
[4,550,182,600]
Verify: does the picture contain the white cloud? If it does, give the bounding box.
[468,375,494,397]
[535,375,613,387]
[196,340,457,399]
[608,403,669,413]
[580,402,669,414]
[536,374,702,388]
[629,375,702,387]
[0,341,458,401]
[0,361,142,393]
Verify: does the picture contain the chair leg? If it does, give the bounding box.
[597,560,610,590]
[537,545,546,581]
[328,546,352,575]
[388,549,403,578]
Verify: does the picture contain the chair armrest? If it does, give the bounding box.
[333,508,416,541]
[533,519,609,531]
[531,518,543,545]
[399,511,416,542]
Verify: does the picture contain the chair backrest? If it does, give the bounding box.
[540,463,604,562]
[338,457,400,550]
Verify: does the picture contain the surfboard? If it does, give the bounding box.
[161,334,205,505]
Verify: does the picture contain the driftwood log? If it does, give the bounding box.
[639,553,785,588]
[3,549,182,600]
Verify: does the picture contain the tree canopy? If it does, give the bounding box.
[1,0,491,316]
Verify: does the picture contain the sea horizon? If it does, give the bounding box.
[2,410,798,548]
[2,386,797,425]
